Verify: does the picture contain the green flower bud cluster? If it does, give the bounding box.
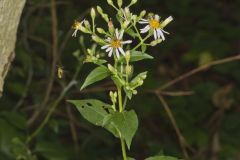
[97,6,109,22]
[124,72,147,99]
[109,91,118,111]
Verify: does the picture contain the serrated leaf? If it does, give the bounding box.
[104,110,138,149]
[145,156,179,160]
[80,66,110,90]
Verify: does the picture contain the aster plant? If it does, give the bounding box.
[69,0,174,159]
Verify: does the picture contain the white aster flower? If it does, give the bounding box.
[101,29,132,59]
[72,20,84,37]
[139,15,173,40]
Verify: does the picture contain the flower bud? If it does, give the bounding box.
[161,16,173,28]
[141,74,147,80]
[130,0,137,6]
[124,7,131,17]
[108,64,116,73]
[97,28,106,34]
[87,49,92,55]
[110,91,117,103]
[139,10,146,18]
[132,15,137,22]
[122,20,130,29]
[138,80,144,86]
[114,92,117,98]
[125,51,131,63]
[125,65,133,76]
[97,6,103,14]
[108,21,115,34]
[92,35,105,44]
[83,20,91,29]
[73,50,80,57]
[150,39,162,46]
[91,8,96,20]
[117,0,123,7]
[80,25,91,33]
[107,0,114,6]
[133,90,138,95]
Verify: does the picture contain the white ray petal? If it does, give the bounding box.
[119,30,124,39]
[156,29,161,39]
[139,21,149,24]
[115,49,120,59]
[119,47,126,56]
[108,48,113,57]
[160,29,170,34]
[72,30,77,37]
[140,18,148,22]
[140,25,150,33]
[155,14,160,21]
[101,44,110,49]
[116,29,119,39]
[121,40,132,44]
[106,37,112,42]
[154,30,157,40]
[106,47,112,52]
[157,29,165,41]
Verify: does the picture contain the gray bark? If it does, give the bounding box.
[0,0,26,96]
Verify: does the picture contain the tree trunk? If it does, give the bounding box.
[0,0,26,97]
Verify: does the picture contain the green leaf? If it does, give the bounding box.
[80,66,110,90]
[0,112,26,130]
[69,99,119,137]
[0,118,25,158]
[36,141,74,160]
[130,51,153,62]
[129,51,153,62]
[68,99,109,126]
[118,51,153,63]
[145,156,179,160]
[104,110,138,149]
[126,28,138,38]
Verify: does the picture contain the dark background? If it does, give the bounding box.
[0,0,240,159]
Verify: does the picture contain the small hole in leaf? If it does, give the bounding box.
[86,103,92,106]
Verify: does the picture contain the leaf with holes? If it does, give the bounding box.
[80,66,111,90]
[68,99,109,126]
[68,99,119,137]
[104,110,138,149]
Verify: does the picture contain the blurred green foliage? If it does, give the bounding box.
[0,0,240,159]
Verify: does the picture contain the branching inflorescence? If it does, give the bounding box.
[69,0,173,159]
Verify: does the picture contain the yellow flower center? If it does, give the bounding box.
[149,19,160,29]
[111,39,121,48]
[72,20,81,29]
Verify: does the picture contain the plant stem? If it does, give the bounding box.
[120,137,127,160]
[117,85,127,160]
[132,34,151,51]
[117,86,123,112]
